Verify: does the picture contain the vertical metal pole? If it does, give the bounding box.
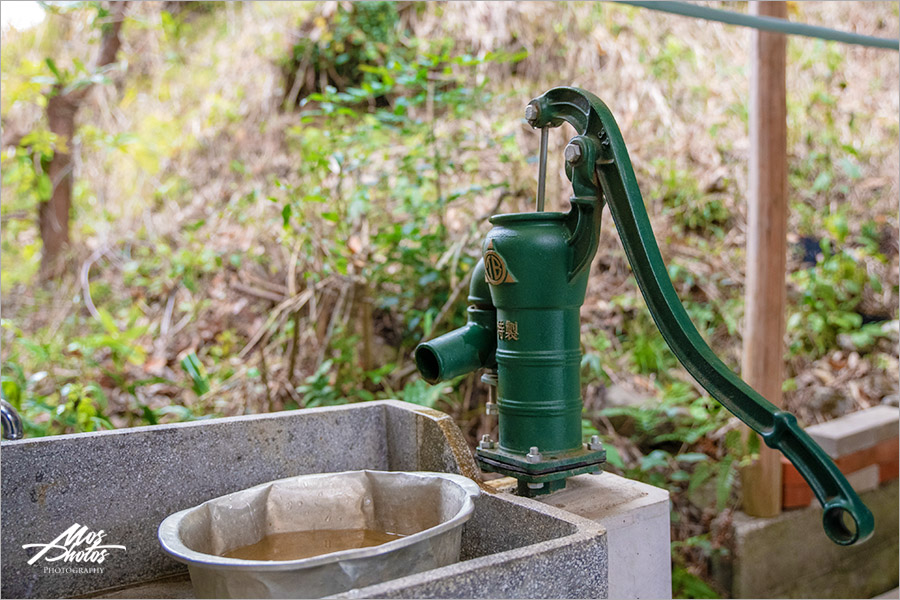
[741,0,788,518]
[536,127,549,212]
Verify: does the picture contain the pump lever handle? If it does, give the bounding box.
[529,86,874,546]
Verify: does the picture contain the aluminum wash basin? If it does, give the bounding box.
[157,471,480,598]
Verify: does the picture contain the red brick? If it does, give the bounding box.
[780,436,899,508]
[874,437,898,462]
[783,482,813,508]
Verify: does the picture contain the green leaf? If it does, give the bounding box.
[716,455,736,509]
[688,462,713,494]
[400,378,444,409]
[45,58,61,80]
[672,566,719,599]
[838,157,862,180]
[602,444,625,469]
[96,308,120,336]
[640,449,671,471]
[1,376,22,408]
[139,404,158,425]
[812,171,832,192]
[180,352,210,396]
[36,173,52,201]
[676,452,709,463]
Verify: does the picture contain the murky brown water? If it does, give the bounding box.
[221,529,407,561]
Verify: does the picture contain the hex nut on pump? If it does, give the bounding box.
[564,141,583,165]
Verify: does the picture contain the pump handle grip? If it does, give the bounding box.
[529,87,874,546]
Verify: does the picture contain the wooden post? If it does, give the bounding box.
[740,0,788,518]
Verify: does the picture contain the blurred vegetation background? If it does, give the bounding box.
[1,2,897,596]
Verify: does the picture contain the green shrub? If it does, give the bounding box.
[787,244,888,356]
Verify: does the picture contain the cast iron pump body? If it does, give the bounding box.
[415,87,874,546]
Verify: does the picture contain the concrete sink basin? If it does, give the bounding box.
[1,401,609,598]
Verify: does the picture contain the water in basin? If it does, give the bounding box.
[221,528,407,561]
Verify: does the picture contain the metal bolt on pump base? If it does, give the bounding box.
[526,446,543,464]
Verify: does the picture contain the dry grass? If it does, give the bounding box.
[1,1,897,423]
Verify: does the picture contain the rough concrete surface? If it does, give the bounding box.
[1,402,456,599]
[332,492,608,599]
[717,479,899,599]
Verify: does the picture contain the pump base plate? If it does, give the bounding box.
[476,445,606,497]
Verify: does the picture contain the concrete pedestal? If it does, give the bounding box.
[713,479,899,599]
[538,472,672,599]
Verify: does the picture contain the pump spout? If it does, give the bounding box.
[415,319,495,384]
[415,259,496,384]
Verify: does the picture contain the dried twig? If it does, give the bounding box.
[316,281,350,368]
[230,281,285,303]
[283,377,303,407]
[287,243,301,298]
[258,345,272,412]
[243,271,289,296]
[80,247,107,322]
[287,308,302,385]
[423,275,470,342]
[160,291,176,338]
[150,289,178,368]
[239,283,319,359]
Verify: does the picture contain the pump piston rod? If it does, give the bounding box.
[536,127,549,212]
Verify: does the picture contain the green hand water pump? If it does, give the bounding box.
[414,86,874,546]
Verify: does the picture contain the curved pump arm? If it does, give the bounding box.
[527,86,874,546]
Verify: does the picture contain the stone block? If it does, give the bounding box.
[715,479,899,599]
[538,472,672,599]
[335,492,608,599]
[806,405,899,459]
[845,464,880,493]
